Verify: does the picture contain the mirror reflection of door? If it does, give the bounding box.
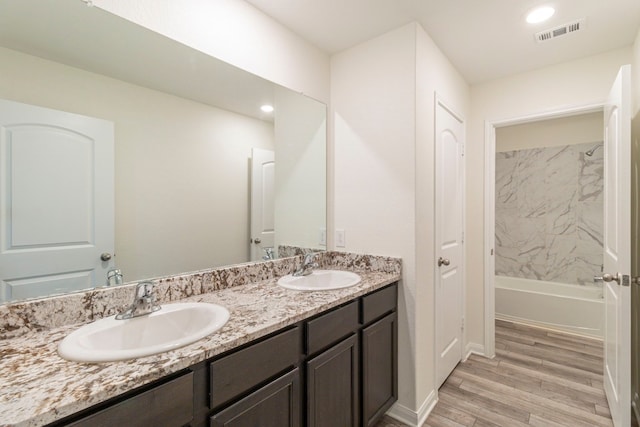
[250,148,275,261]
[0,99,114,302]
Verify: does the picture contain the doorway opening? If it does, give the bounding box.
[482,103,604,357]
[493,112,605,338]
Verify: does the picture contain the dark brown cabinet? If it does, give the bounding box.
[360,284,398,427]
[362,313,398,427]
[307,334,359,427]
[208,283,397,427]
[209,327,300,410]
[49,283,397,427]
[211,368,301,427]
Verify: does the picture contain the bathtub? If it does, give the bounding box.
[495,275,604,338]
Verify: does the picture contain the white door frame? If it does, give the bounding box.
[483,102,604,357]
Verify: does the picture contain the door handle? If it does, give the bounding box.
[437,257,450,267]
[253,238,261,244]
[100,252,112,261]
[594,273,628,286]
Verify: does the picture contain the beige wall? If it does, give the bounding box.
[0,47,275,281]
[466,47,632,350]
[92,0,330,104]
[332,23,418,412]
[331,22,470,421]
[496,112,603,152]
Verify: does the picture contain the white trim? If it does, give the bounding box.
[464,342,486,361]
[386,390,437,427]
[483,120,496,358]
[483,102,604,361]
[435,96,465,122]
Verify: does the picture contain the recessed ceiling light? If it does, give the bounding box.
[526,6,555,24]
[260,104,274,113]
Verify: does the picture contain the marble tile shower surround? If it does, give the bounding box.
[495,142,604,286]
[0,251,401,340]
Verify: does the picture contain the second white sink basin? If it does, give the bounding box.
[58,302,230,363]
[278,270,361,291]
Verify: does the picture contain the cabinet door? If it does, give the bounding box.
[307,334,359,427]
[362,312,398,427]
[210,368,300,427]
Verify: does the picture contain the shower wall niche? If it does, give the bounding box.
[495,114,604,287]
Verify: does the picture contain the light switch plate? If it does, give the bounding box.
[319,228,326,246]
[335,229,346,248]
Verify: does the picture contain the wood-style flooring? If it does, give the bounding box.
[374,319,612,427]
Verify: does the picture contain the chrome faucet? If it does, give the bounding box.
[116,281,161,320]
[262,247,275,260]
[106,268,123,287]
[293,253,318,277]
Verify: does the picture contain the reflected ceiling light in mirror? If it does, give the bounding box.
[526,5,555,24]
[260,104,274,113]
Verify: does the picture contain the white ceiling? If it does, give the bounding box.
[244,0,640,84]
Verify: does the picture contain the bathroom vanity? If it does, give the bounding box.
[0,253,400,427]
[48,283,397,427]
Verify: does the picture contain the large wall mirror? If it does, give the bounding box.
[0,0,326,303]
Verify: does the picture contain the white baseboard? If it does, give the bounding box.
[386,390,437,427]
[464,342,486,360]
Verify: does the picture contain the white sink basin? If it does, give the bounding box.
[58,302,230,363]
[277,270,361,291]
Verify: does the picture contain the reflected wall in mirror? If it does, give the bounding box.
[0,0,326,303]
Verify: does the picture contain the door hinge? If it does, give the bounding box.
[461,231,464,243]
[461,318,465,331]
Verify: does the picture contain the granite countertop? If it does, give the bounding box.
[0,269,399,427]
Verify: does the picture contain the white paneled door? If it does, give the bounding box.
[435,98,465,388]
[0,99,114,302]
[250,148,275,261]
[602,65,631,427]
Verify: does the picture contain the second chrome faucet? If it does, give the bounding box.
[293,253,319,277]
[116,281,161,320]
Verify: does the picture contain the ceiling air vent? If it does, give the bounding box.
[535,19,585,43]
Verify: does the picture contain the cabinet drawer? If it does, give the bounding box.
[66,372,193,427]
[210,326,300,409]
[361,284,397,325]
[306,301,358,355]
